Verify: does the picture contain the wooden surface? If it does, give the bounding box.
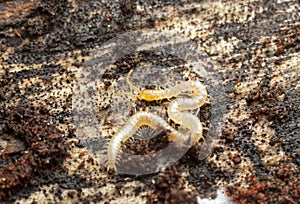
[0,0,299,203]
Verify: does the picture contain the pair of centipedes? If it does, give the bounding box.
[107,69,208,172]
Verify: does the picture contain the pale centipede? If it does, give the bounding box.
[107,111,187,171]
[108,69,208,171]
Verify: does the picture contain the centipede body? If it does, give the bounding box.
[107,69,208,172]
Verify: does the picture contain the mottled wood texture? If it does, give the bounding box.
[0,0,299,203]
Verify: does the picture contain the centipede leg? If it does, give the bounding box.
[205,95,213,104]
[195,107,201,117]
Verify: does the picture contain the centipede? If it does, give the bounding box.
[107,69,208,171]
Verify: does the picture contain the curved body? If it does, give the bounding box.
[107,70,208,171]
[107,112,187,170]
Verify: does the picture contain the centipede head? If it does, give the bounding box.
[138,90,161,101]
[114,69,161,102]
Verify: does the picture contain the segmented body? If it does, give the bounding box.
[107,111,187,171]
[108,70,208,171]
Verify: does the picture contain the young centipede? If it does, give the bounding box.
[108,69,208,171]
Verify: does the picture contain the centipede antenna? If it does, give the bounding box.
[126,69,140,92]
[113,91,138,99]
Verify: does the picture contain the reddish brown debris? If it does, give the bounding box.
[229,169,300,204]
[147,166,198,204]
[0,104,68,200]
